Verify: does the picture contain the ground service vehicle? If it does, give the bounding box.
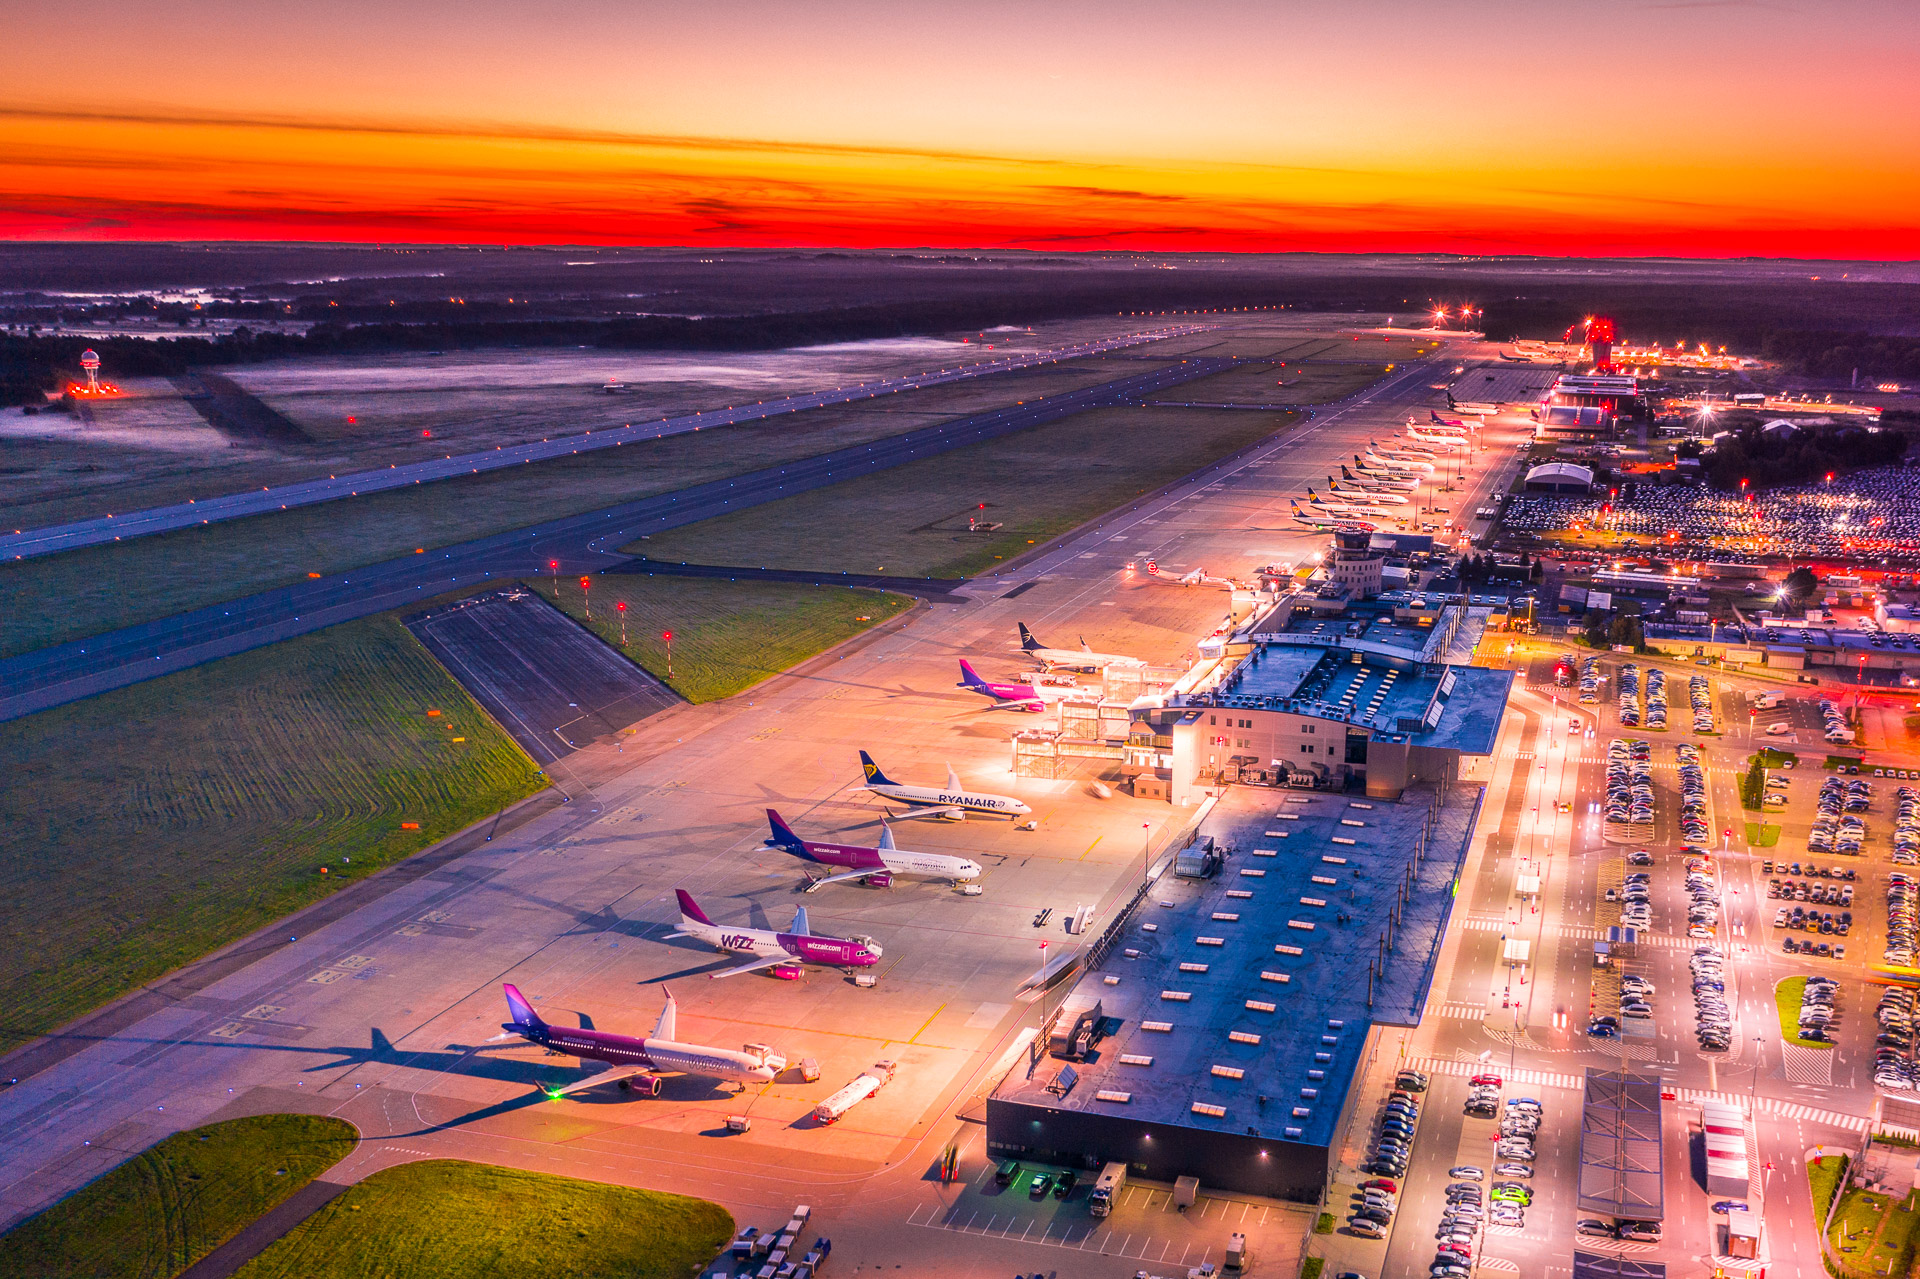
[1091,1162,1128,1217]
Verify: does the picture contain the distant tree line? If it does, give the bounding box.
[1699,420,1906,490]
[1478,280,1920,379]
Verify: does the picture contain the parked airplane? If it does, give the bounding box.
[764,809,982,889]
[1289,499,1370,530]
[496,983,785,1098]
[859,751,1031,820]
[1328,476,1410,505]
[1339,465,1419,491]
[1354,454,1427,477]
[673,889,882,978]
[1016,623,1141,672]
[1154,565,1242,589]
[956,659,1045,711]
[1301,490,1389,521]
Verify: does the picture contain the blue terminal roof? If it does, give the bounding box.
[1203,643,1512,756]
[994,784,1481,1150]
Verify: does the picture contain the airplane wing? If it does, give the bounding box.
[886,805,966,821]
[540,1065,655,1098]
[707,954,792,980]
[805,867,885,889]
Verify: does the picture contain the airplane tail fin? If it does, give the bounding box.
[957,659,989,690]
[791,905,812,936]
[502,983,546,1032]
[1341,465,1355,480]
[765,809,811,858]
[1017,623,1044,652]
[859,750,898,788]
[1079,637,1095,654]
[653,986,677,1041]
[878,821,896,851]
[675,889,715,928]
[946,762,962,792]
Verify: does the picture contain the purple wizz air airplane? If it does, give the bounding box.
[764,808,982,891]
[496,983,785,1098]
[955,659,1045,711]
[673,889,883,979]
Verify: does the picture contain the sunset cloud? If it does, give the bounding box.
[2,0,1916,256]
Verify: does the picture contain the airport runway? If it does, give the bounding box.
[0,355,1236,722]
[0,335,1514,1270]
[0,326,1206,563]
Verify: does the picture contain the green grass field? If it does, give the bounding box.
[539,575,913,703]
[1746,822,1781,847]
[1146,359,1397,406]
[0,359,1139,659]
[0,1115,357,1279]
[1775,976,1834,1049]
[0,613,545,1053]
[233,1160,731,1279]
[632,403,1300,579]
[1828,1185,1920,1277]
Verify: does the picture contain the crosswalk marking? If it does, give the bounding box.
[1404,1056,1583,1091]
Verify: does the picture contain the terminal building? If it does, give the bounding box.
[1121,592,1513,803]
[985,782,1484,1200]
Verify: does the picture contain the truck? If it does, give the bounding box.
[1752,691,1785,709]
[1224,1233,1248,1271]
[811,1061,895,1126]
[1174,1175,1200,1210]
[1089,1161,1127,1217]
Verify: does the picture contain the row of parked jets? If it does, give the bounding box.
[1288,410,1478,530]
[493,750,1030,1097]
[492,588,1221,1094]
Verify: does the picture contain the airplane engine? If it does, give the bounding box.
[617,1073,663,1097]
[771,964,805,980]
[862,872,894,888]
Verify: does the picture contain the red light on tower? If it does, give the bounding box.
[661,629,674,678]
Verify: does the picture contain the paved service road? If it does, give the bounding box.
[0,326,1205,562]
[0,355,1235,722]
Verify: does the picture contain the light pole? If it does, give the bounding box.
[579,575,592,619]
[662,630,674,679]
[549,558,560,599]
[1142,821,1152,891]
[616,600,628,646]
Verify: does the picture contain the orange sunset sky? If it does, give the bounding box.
[3,0,1918,256]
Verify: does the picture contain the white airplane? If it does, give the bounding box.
[1327,477,1409,506]
[1364,451,1435,473]
[859,751,1031,821]
[1289,500,1372,531]
[495,984,786,1097]
[673,890,883,978]
[1405,423,1470,447]
[1338,465,1419,492]
[1314,484,1404,511]
[1154,565,1242,589]
[1301,490,1390,521]
[1352,453,1427,477]
[1017,623,1141,672]
[765,809,982,889]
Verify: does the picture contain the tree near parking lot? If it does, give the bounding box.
[1784,566,1819,603]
